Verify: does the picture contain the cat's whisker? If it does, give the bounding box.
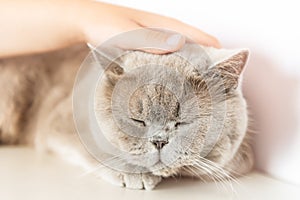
[183,165,198,177]
[80,163,107,177]
[84,160,128,177]
[184,165,208,183]
[190,155,239,195]
[80,154,126,177]
[191,161,226,192]
[199,157,240,186]
[101,157,128,169]
[101,154,124,164]
[196,157,239,195]
[169,172,179,182]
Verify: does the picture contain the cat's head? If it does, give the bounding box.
[94,44,249,176]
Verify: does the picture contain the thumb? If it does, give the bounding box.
[114,28,186,54]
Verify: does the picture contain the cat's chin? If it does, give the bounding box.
[150,161,166,170]
[149,162,179,177]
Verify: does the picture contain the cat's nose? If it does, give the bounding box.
[151,139,168,150]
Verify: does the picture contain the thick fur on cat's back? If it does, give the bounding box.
[0,45,88,145]
[0,43,254,190]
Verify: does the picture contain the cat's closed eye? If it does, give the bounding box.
[130,118,146,127]
[174,122,189,128]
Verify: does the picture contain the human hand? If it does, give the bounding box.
[78,1,220,54]
[0,0,220,57]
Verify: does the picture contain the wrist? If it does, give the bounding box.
[72,1,116,46]
[64,0,88,44]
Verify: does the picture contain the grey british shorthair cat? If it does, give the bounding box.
[0,43,253,190]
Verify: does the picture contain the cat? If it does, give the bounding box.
[0,43,253,190]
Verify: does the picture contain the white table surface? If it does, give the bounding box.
[1,147,299,200]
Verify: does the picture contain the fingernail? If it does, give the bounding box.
[166,34,184,47]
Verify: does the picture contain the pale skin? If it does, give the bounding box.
[0,0,220,58]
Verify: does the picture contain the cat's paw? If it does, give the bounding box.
[100,170,162,190]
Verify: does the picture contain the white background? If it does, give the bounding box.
[101,0,300,185]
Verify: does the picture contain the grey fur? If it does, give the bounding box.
[0,43,253,190]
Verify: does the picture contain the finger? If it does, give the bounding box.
[113,28,186,54]
[132,12,221,48]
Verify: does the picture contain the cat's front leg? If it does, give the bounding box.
[98,168,162,190]
[35,95,162,190]
[37,119,162,190]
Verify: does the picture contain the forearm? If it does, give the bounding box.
[0,0,85,57]
[0,0,220,58]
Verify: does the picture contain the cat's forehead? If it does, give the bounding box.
[119,44,212,73]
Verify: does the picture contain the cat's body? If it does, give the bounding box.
[0,43,253,190]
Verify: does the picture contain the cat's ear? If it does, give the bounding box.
[105,63,124,86]
[87,44,125,86]
[208,49,249,91]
